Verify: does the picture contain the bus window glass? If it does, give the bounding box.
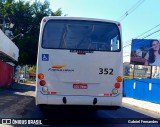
[111,35,119,51]
[42,20,121,51]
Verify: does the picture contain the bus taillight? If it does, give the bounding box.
[40,80,46,86]
[116,76,123,82]
[38,73,44,80]
[114,83,120,88]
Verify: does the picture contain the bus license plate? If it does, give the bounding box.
[73,84,88,89]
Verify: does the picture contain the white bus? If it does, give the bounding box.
[36,16,123,111]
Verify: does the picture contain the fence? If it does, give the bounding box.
[123,79,160,104]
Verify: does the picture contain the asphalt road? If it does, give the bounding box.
[24,101,160,127]
[0,83,159,127]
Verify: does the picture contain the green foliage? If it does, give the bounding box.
[0,0,62,65]
[28,65,36,73]
[52,8,63,16]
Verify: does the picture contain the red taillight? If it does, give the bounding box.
[40,80,46,86]
[114,83,120,88]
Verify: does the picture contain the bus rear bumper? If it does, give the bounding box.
[36,91,122,109]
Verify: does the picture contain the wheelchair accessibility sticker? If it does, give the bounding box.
[42,54,49,61]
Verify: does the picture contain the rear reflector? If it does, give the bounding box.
[48,92,57,94]
[104,93,112,96]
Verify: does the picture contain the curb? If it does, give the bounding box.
[122,97,160,114]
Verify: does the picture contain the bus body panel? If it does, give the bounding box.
[36,16,123,109]
[36,91,122,106]
[37,49,122,95]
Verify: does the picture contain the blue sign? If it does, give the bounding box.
[42,54,49,61]
[16,65,21,71]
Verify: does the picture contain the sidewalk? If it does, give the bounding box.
[122,97,160,114]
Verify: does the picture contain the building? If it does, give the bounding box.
[0,29,19,87]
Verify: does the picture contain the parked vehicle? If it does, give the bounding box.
[19,74,26,83]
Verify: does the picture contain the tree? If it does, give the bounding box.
[28,65,36,73]
[0,0,62,65]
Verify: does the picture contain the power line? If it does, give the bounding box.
[151,32,160,39]
[123,28,160,48]
[135,24,160,39]
[117,0,145,22]
[123,23,160,47]
[143,28,160,39]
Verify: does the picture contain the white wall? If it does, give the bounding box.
[0,29,19,61]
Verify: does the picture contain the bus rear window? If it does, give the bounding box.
[42,20,121,51]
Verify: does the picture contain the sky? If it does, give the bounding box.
[34,0,160,62]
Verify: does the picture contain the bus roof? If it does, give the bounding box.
[42,16,120,25]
